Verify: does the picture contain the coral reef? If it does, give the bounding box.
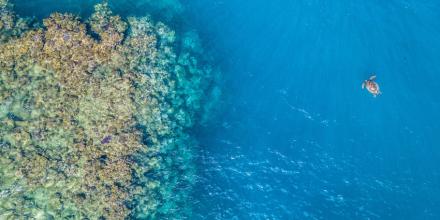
[0,0,29,42]
[0,1,219,219]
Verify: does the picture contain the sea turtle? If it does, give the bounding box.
[362,75,381,97]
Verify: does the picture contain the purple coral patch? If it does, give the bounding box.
[63,33,71,41]
[101,135,112,144]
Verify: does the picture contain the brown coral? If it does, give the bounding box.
[0,1,218,219]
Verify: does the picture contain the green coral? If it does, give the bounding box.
[0,1,219,219]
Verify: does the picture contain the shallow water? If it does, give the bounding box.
[8,0,440,219]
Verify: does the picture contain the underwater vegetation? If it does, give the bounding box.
[0,0,219,219]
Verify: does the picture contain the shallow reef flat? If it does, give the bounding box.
[0,0,219,219]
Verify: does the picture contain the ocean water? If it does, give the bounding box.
[185,0,440,219]
[5,0,440,219]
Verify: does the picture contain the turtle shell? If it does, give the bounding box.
[366,81,380,94]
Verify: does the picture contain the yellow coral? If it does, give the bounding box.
[0,1,218,219]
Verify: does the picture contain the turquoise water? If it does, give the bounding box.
[9,0,440,219]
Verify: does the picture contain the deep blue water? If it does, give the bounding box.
[183,0,440,219]
[11,0,440,219]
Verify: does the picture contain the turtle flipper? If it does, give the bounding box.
[369,75,376,80]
